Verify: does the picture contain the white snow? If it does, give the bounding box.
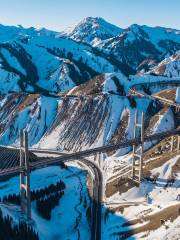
[66,17,123,46]
[0,164,91,240]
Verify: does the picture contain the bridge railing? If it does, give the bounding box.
[0,128,180,176]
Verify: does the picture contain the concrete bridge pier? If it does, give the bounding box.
[20,129,31,221]
[171,135,180,152]
[178,135,180,151]
[131,110,144,183]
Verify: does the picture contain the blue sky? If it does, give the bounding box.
[0,0,180,30]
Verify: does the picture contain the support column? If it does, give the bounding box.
[175,135,180,152]
[170,135,180,153]
[139,112,144,182]
[24,130,31,220]
[20,130,25,214]
[177,135,180,151]
[132,110,137,178]
[20,130,31,221]
[170,136,174,152]
[131,111,144,184]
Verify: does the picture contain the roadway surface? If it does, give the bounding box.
[78,158,102,240]
[130,89,180,110]
[131,78,180,90]
[0,148,102,240]
[0,128,180,176]
[0,136,179,240]
[1,129,180,240]
[1,77,180,240]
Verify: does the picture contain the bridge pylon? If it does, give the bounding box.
[171,135,180,152]
[131,110,144,184]
[20,129,31,221]
[178,135,180,151]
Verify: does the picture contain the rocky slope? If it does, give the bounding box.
[0,18,179,168]
[96,24,180,72]
[0,24,123,94]
[0,72,178,151]
[0,19,180,95]
[0,18,180,240]
[147,50,180,77]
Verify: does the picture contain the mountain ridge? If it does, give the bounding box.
[0,17,179,96]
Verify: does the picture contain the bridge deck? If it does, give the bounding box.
[0,128,179,177]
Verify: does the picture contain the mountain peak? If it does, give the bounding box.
[80,16,109,25]
[65,16,123,45]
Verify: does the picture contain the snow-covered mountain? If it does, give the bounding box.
[64,17,123,46]
[147,50,180,77]
[96,24,180,72]
[0,24,59,42]
[0,18,179,148]
[0,18,180,240]
[0,72,178,150]
[0,24,125,94]
[0,20,180,95]
[0,19,179,166]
